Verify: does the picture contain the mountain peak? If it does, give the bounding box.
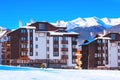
[53,17,120,30]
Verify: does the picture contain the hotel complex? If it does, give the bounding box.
[1,22,80,69]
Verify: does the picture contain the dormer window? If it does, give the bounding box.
[39,23,45,30]
[111,34,116,40]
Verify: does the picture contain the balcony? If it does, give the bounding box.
[7,44,10,47]
[61,55,68,59]
[53,48,59,52]
[7,48,10,51]
[53,41,59,44]
[72,41,77,45]
[21,48,28,51]
[72,55,77,59]
[60,60,67,65]
[61,40,68,44]
[2,49,6,53]
[61,48,68,51]
[72,48,77,52]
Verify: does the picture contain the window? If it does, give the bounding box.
[21,29,26,33]
[98,54,101,57]
[53,36,59,41]
[97,40,102,44]
[62,44,66,48]
[72,45,76,48]
[72,37,77,41]
[30,44,33,48]
[21,37,23,41]
[36,52,38,56]
[118,49,120,53]
[98,61,101,64]
[118,42,120,46]
[30,29,33,33]
[30,52,33,56]
[21,44,26,48]
[118,63,120,66]
[47,54,49,58]
[21,52,26,56]
[36,37,38,41]
[47,40,49,44]
[39,24,45,29]
[53,52,59,56]
[36,45,38,48]
[94,53,97,58]
[105,40,108,43]
[30,37,33,41]
[98,47,101,50]
[62,36,66,41]
[21,37,26,41]
[8,36,10,40]
[111,34,116,40]
[53,44,59,48]
[47,47,49,51]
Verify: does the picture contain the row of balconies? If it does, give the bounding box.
[53,41,77,45]
[54,48,77,52]
[13,59,68,65]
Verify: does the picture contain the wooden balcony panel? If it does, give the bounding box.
[61,55,68,59]
[72,48,77,52]
[72,55,77,59]
[72,41,77,45]
[21,48,28,51]
[53,48,59,52]
[61,48,68,51]
[53,41,59,44]
[61,40,68,44]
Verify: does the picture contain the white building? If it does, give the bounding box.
[3,22,79,69]
[82,32,120,69]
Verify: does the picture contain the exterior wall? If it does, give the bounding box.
[108,42,118,68]
[1,22,79,69]
[0,44,2,64]
[30,22,57,31]
[82,33,120,69]
[34,32,47,59]
[105,33,120,69]
[68,37,74,66]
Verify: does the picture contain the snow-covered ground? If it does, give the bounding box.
[0,65,120,80]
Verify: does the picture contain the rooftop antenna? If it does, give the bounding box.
[19,20,22,28]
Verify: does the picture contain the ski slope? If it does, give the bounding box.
[0,65,120,80]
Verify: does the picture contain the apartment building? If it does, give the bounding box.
[82,33,120,69]
[0,29,9,64]
[2,22,79,69]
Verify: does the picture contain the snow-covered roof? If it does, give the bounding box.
[0,30,7,39]
[81,36,111,46]
[49,31,79,36]
[97,36,111,40]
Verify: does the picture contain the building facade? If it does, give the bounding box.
[82,33,120,69]
[0,29,9,64]
[2,22,79,69]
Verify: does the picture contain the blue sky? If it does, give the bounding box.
[0,0,120,29]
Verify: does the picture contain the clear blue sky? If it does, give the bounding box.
[0,0,120,29]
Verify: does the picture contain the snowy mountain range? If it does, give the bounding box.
[54,17,120,30]
[53,17,120,44]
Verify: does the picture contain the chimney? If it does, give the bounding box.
[30,18,34,23]
[103,30,106,35]
[57,20,60,27]
[19,20,22,28]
